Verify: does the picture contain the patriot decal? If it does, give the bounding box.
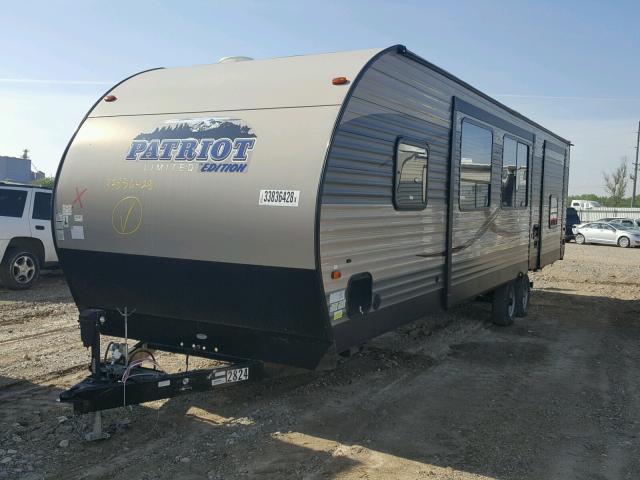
[125,118,256,173]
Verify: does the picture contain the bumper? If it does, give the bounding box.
[57,248,335,369]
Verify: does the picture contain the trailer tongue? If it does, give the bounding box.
[60,309,263,416]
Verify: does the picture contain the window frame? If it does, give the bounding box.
[392,136,429,212]
[458,118,494,211]
[500,134,531,209]
[549,194,559,228]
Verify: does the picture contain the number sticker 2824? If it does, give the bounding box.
[258,189,300,207]
[226,367,249,383]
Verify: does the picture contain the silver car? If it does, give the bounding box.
[606,217,640,228]
[573,222,640,248]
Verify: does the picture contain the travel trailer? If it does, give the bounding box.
[54,45,570,414]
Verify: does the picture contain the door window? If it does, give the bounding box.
[32,192,52,220]
[549,195,558,228]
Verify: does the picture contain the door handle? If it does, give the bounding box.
[35,225,45,230]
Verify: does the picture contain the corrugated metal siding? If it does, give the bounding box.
[319,50,569,328]
[320,60,450,315]
[539,144,567,264]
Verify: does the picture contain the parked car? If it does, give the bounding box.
[565,207,581,241]
[603,217,640,228]
[570,200,602,209]
[0,182,58,289]
[573,221,640,248]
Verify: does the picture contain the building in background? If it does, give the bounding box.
[0,149,45,183]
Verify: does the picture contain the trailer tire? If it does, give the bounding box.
[0,249,40,290]
[491,281,516,326]
[514,275,530,317]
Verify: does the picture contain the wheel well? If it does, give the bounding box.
[4,237,45,264]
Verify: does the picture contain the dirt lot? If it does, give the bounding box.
[1,243,640,480]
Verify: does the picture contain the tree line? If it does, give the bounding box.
[571,159,640,207]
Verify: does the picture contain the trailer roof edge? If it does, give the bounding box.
[396,45,571,146]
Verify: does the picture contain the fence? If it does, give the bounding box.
[574,207,640,222]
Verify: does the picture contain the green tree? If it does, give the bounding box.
[32,177,55,188]
[603,160,628,207]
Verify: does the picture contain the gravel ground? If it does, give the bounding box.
[1,243,639,479]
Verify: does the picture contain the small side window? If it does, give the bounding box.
[394,139,428,211]
[32,192,52,221]
[549,195,559,228]
[0,188,28,218]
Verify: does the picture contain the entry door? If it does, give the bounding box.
[530,144,546,269]
[533,141,567,269]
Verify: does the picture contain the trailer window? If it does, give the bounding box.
[549,195,558,228]
[501,137,529,208]
[394,140,428,210]
[459,120,493,210]
[32,192,52,220]
[0,188,28,218]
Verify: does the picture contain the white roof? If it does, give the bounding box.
[90,48,383,117]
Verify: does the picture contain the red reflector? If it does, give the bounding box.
[331,270,342,280]
[332,76,349,85]
[104,95,117,102]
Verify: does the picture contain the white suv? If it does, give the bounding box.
[0,182,58,289]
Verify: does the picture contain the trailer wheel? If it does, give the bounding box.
[514,275,531,317]
[491,281,516,326]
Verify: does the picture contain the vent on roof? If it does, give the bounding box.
[218,56,254,64]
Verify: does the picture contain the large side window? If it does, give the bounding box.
[0,188,28,218]
[501,137,530,208]
[32,192,52,221]
[549,195,558,228]
[459,120,493,210]
[394,139,428,210]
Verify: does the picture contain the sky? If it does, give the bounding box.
[1,0,639,195]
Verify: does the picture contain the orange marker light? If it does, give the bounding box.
[104,95,117,102]
[332,76,349,85]
[331,270,342,280]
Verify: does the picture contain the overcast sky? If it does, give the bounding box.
[1,0,639,195]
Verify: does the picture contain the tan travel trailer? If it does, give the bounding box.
[55,45,570,413]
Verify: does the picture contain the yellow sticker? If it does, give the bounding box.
[333,310,343,321]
